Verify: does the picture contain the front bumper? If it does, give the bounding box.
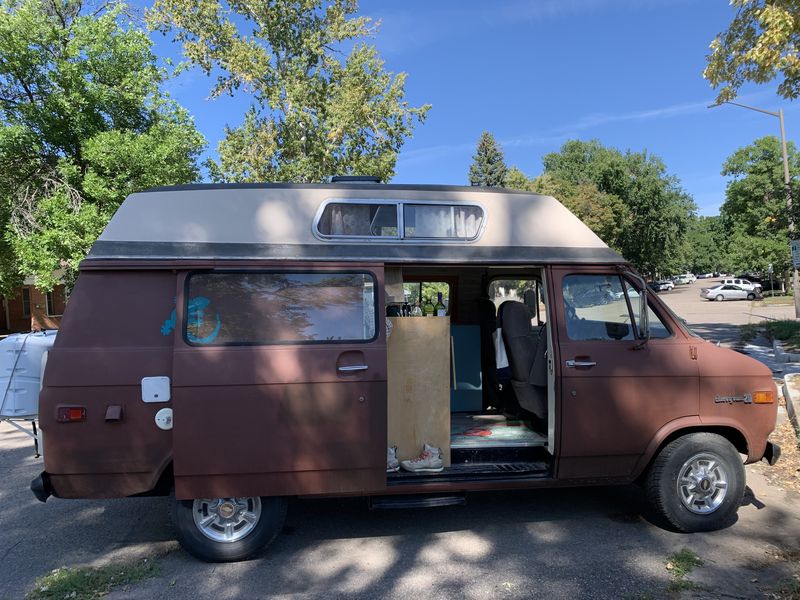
[763,441,781,466]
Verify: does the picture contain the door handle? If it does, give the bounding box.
[566,359,597,368]
[337,364,369,372]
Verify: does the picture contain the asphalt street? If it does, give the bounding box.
[1,280,798,599]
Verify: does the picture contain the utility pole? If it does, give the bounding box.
[709,101,799,318]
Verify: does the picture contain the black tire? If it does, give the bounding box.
[172,495,287,562]
[715,294,724,302]
[645,432,745,532]
[747,293,755,300]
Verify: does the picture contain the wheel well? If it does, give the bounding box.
[636,426,748,481]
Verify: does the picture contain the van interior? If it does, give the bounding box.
[385,265,553,485]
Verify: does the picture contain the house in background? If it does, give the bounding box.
[2,275,67,334]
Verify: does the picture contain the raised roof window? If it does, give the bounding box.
[403,204,483,239]
[317,203,398,237]
[314,200,484,242]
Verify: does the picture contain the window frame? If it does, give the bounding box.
[561,273,675,342]
[487,275,546,324]
[312,198,487,243]
[21,287,31,317]
[183,269,380,347]
[45,290,62,317]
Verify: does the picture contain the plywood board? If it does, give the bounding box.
[387,317,451,466]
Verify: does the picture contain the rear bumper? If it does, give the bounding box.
[763,441,781,466]
[31,472,52,503]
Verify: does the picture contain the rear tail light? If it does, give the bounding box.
[752,390,774,404]
[57,406,86,422]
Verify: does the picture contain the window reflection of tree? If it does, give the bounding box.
[189,273,372,344]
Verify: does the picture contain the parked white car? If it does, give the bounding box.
[720,278,762,292]
[672,274,693,285]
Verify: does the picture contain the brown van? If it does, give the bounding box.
[31,181,781,562]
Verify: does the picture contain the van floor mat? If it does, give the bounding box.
[387,461,549,484]
[450,413,548,448]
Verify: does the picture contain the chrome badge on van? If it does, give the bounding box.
[714,393,753,405]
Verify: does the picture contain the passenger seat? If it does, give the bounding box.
[499,301,547,420]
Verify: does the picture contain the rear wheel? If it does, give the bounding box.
[172,495,287,562]
[645,433,744,532]
[715,294,724,302]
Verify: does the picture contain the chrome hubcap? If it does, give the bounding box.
[192,497,262,543]
[677,453,728,514]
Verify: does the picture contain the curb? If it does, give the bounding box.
[773,339,800,363]
[782,373,800,431]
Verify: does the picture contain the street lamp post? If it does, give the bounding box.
[709,101,799,318]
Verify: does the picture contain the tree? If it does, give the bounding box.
[718,135,799,276]
[147,0,430,183]
[468,132,507,187]
[681,216,726,274]
[504,166,534,191]
[541,140,696,276]
[705,0,800,102]
[0,0,205,291]
[528,173,626,252]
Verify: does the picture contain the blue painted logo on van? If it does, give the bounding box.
[161,297,222,344]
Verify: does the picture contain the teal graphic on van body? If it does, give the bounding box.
[161,297,222,344]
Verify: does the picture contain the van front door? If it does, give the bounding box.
[170,265,387,500]
[552,268,698,480]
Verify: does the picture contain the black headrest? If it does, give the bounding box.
[499,301,531,337]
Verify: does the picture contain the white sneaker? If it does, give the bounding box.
[400,443,444,473]
[387,446,400,472]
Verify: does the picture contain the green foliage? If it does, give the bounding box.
[148,0,429,183]
[764,318,800,347]
[719,136,797,278]
[529,173,626,252]
[27,558,158,599]
[504,166,534,191]
[540,139,696,276]
[682,216,726,274]
[705,0,800,102]
[665,548,703,594]
[0,0,205,292]
[468,131,508,187]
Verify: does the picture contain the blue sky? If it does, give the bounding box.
[146,0,800,217]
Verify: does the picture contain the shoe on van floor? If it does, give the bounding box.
[401,444,444,473]
[387,446,400,473]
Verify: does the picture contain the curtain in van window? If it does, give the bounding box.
[404,205,483,239]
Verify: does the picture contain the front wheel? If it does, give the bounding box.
[747,293,756,300]
[172,495,287,562]
[645,433,744,532]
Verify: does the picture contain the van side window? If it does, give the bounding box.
[488,279,546,325]
[185,272,377,345]
[403,204,483,239]
[562,274,634,341]
[317,203,398,237]
[623,281,671,339]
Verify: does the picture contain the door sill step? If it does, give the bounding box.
[387,461,550,485]
[369,493,466,510]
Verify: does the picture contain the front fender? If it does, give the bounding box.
[629,417,752,479]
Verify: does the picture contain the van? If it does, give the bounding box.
[31,182,781,562]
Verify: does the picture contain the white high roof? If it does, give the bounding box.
[88,183,623,264]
